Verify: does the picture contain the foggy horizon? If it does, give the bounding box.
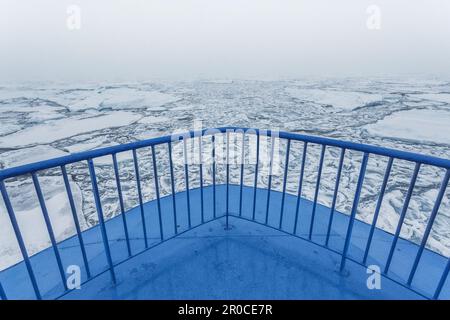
[1,0,450,82]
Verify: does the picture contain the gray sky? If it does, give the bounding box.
[1,0,450,81]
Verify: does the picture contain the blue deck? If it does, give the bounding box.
[0,184,448,300]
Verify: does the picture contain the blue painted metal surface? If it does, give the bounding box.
[0,127,449,300]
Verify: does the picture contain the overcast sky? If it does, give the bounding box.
[1,0,450,82]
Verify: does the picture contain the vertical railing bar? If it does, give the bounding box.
[212,135,216,219]
[132,149,149,248]
[199,136,205,224]
[309,144,326,240]
[87,159,116,284]
[325,148,346,246]
[408,169,450,286]
[434,258,450,299]
[226,131,230,229]
[279,139,291,229]
[111,154,132,257]
[61,165,92,278]
[265,135,276,225]
[239,132,245,217]
[0,180,41,299]
[183,138,192,229]
[0,281,6,300]
[384,162,421,274]
[340,152,369,272]
[252,131,260,220]
[293,142,308,235]
[168,142,178,235]
[31,172,68,291]
[362,157,393,264]
[151,145,164,241]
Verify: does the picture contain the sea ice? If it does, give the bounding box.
[0,111,141,148]
[364,109,450,145]
[412,93,450,104]
[285,88,383,110]
[67,88,180,111]
[0,175,85,270]
[0,145,68,168]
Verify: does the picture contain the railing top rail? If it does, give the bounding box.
[1,126,449,180]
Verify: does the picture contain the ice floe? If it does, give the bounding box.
[0,111,141,148]
[412,93,450,104]
[285,88,383,110]
[0,175,85,270]
[364,109,450,145]
[0,78,449,269]
[67,88,180,111]
[0,145,68,168]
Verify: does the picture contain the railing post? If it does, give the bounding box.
[168,142,178,234]
[183,138,192,229]
[0,281,6,300]
[151,145,164,241]
[265,135,276,225]
[132,149,149,248]
[309,144,326,240]
[0,180,42,299]
[362,157,393,264]
[293,142,308,235]
[199,136,205,224]
[279,139,291,229]
[32,173,68,291]
[434,257,450,299]
[111,155,132,257]
[87,159,116,284]
[384,162,421,274]
[408,169,450,286]
[239,131,245,217]
[226,131,230,229]
[340,152,369,272]
[252,131,260,221]
[325,148,346,246]
[61,165,92,278]
[212,134,216,219]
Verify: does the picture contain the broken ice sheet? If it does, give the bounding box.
[0,145,68,168]
[285,88,383,110]
[364,109,450,145]
[0,175,85,271]
[0,111,141,148]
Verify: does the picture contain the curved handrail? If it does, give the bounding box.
[1,127,450,180]
[0,127,449,300]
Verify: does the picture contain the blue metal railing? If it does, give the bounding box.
[0,127,449,300]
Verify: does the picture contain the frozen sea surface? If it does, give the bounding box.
[0,78,449,270]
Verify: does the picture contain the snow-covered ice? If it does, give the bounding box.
[0,145,68,168]
[67,88,180,111]
[0,111,141,148]
[285,88,383,110]
[0,78,449,270]
[0,175,85,270]
[364,109,450,145]
[413,93,450,104]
